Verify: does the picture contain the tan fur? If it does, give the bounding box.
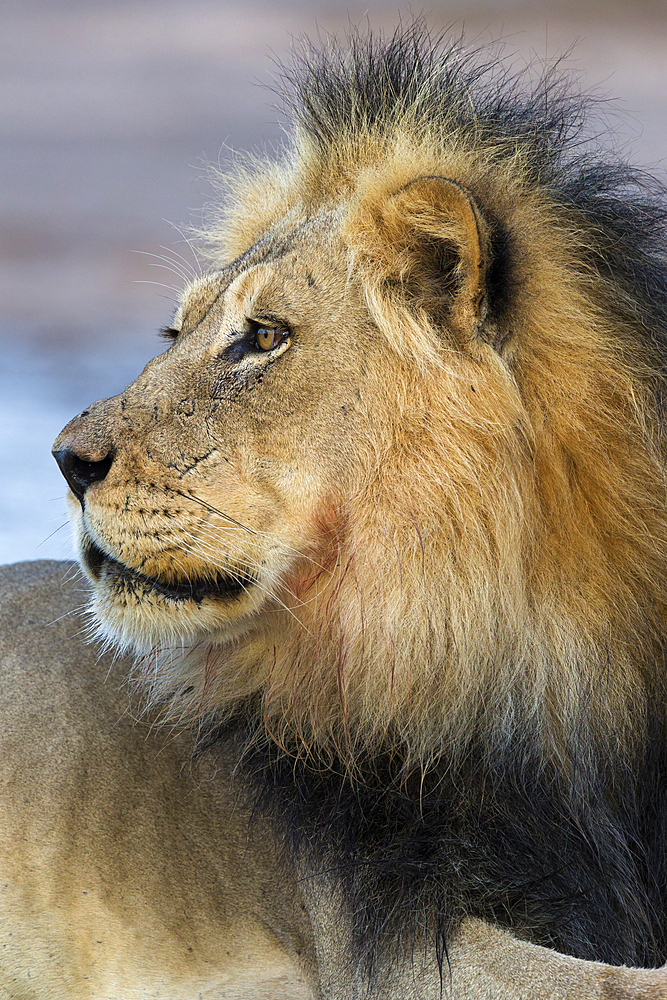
[0,561,318,999]
[1,561,666,997]
[46,30,667,995]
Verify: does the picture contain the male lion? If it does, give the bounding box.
[44,24,667,997]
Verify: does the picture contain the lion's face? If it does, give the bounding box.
[54,164,667,760]
[56,220,372,635]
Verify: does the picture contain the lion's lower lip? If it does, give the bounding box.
[84,540,252,603]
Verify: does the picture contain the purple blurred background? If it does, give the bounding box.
[2,0,666,564]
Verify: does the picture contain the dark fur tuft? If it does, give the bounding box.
[224,703,667,981]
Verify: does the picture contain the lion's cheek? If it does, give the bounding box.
[277,496,348,603]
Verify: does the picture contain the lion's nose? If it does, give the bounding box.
[52,448,114,505]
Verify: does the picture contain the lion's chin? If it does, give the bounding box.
[82,538,254,606]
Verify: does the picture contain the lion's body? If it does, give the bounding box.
[41,24,667,995]
[0,560,318,999]
[2,561,667,999]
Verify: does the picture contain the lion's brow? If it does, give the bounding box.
[219,215,333,287]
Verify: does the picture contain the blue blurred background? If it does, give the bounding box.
[2,0,666,564]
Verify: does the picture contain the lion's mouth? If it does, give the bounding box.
[84,539,253,603]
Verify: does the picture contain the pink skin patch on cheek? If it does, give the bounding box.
[283,501,347,602]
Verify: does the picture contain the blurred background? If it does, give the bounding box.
[2,0,666,565]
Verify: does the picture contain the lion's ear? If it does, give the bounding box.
[377,176,492,344]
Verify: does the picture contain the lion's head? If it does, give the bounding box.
[53,28,667,772]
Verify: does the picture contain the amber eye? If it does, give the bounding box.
[255,327,288,351]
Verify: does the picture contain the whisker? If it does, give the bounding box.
[188,532,333,611]
[178,529,298,600]
[134,502,338,623]
[133,280,182,295]
[162,220,203,275]
[37,521,69,548]
[174,517,321,600]
[145,261,191,284]
[44,603,90,627]
[160,521,317,632]
[158,244,199,280]
[131,250,192,284]
[178,491,329,570]
[61,562,84,584]
[175,491,257,534]
[194,519,328,571]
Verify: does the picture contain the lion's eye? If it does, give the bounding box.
[255,327,288,351]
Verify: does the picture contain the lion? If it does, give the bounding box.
[41,22,667,996]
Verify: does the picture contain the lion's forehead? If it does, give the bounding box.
[178,221,347,333]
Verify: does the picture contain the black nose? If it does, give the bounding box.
[52,449,114,505]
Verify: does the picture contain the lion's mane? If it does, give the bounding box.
[94,25,667,977]
[198,27,667,974]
